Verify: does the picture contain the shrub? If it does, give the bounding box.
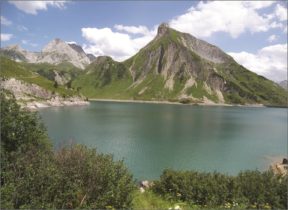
[54,144,135,209]
[153,169,287,209]
[0,90,135,209]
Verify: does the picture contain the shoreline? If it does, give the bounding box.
[21,97,90,111]
[89,98,266,108]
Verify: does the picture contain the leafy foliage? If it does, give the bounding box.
[54,144,135,209]
[153,169,287,209]
[0,90,135,209]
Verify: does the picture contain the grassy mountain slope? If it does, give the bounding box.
[0,56,75,97]
[72,56,133,99]
[72,25,287,106]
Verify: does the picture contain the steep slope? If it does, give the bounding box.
[73,56,132,98]
[119,23,287,105]
[0,45,39,62]
[7,24,284,106]
[0,56,74,96]
[37,39,90,69]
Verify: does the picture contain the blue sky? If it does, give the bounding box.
[1,1,287,81]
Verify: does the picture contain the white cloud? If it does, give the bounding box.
[169,1,280,38]
[82,26,157,61]
[1,33,13,41]
[1,16,12,26]
[9,1,67,15]
[242,1,275,10]
[228,44,287,82]
[66,41,77,45]
[275,4,287,21]
[267,34,278,42]
[114,25,150,35]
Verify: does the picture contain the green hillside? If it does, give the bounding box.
[71,26,287,106]
[0,57,75,97]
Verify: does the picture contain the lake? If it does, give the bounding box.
[39,101,287,180]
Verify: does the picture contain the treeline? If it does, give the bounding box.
[153,169,287,209]
[1,89,287,209]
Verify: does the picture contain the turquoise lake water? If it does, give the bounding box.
[39,101,287,180]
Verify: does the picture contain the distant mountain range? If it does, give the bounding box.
[1,24,287,106]
[0,39,95,69]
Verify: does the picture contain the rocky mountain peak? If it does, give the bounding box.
[42,38,67,53]
[157,23,170,36]
[4,44,25,52]
[39,38,91,69]
[68,43,85,54]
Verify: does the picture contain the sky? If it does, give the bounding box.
[1,1,287,82]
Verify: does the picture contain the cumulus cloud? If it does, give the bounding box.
[1,16,12,26]
[9,1,67,15]
[169,1,281,38]
[1,33,13,41]
[275,4,287,21]
[267,34,278,42]
[114,25,150,35]
[228,44,287,82]
[82,25,157,61]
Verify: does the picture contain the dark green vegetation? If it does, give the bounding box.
[1,90,287,209]
[153,169,287,209]
[0,90,135,209]
[72,56,133,99]
[216,62,288,105]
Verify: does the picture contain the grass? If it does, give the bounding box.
[0,56,76,97]
[132,190,244,209]
[132,190,186,210]
[216,62,287,105]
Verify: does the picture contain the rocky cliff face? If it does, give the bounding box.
[1,78,89,110]
[1,39,91,69]
[38,39,90,69]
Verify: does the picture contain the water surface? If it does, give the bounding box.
[39,102,287,180]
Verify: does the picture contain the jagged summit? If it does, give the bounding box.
[0,38,92,69]
[4,44,24,51]
[42,38,67,52]
[157,23,170,36]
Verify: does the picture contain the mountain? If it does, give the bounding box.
[278,80,287,90]
[73,23,287,106]
[0,39,91,69]
[0,44,39,62]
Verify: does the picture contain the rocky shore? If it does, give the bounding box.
[270,158,288,176]
[23,96,89,110]
[1,78,89,110]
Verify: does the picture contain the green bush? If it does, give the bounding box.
[54,144,135,209]
[153,169,287,209]
[0,90,135,209]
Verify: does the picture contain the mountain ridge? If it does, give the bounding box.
[73,24,287,106]
[1,24,287,106]
[1,39,91,69]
